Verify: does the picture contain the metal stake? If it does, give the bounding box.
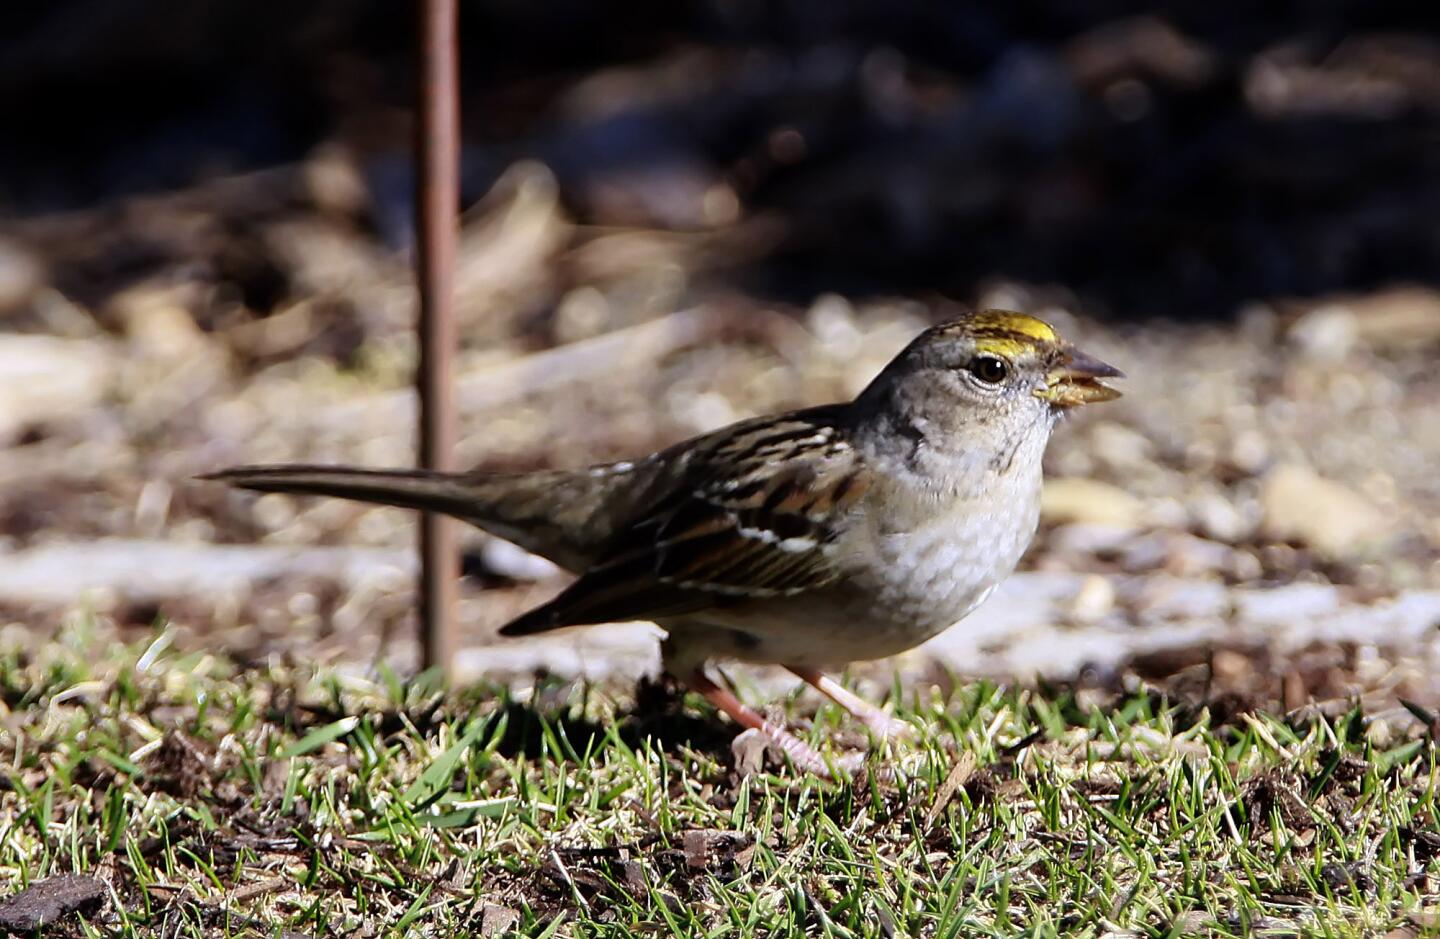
[415,0,460,677]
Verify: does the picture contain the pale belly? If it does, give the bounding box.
[660,499,1037,670]
[667,581,1001,669]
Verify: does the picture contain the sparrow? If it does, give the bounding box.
[203,310,1122,774]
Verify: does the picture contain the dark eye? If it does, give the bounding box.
[969,354,1009,384]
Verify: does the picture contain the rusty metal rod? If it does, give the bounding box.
[415,0,460,676]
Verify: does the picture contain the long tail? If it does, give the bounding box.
[199,465,486,519]
[199,463,627,572]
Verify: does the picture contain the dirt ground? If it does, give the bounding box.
[1,153,1439,726]
[2,4,1440,731]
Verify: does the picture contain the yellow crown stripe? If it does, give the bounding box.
[972,336,1044,358]
[969,310,1058,343]
[926,310,1060,357]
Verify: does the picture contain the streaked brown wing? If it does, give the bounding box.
[498,411,870,635]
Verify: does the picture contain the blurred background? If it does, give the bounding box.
[1,0,1438,711]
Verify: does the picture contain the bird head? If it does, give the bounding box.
[859,309,1123,461]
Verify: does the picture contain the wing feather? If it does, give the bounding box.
[498,410,870,635]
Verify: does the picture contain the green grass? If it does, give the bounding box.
[2,620,1440,937]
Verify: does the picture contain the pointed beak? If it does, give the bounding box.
[1034,346,1124,409]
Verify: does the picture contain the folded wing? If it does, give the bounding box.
[499,409,868,635]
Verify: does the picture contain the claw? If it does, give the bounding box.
[686,668,834,777]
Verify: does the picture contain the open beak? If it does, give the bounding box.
[1035,346,1124,409]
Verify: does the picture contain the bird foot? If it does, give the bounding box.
[786,666,911,742]
[689,669,836,777]
[861,713,915,742]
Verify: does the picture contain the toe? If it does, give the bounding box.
[868,715,914,741]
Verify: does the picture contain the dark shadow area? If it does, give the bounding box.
[485,674,746,766]
[3,1,1438,318]
[258,673,749,769]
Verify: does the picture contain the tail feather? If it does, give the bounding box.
[199,465,482,519]
[496,604,562,637]
[200,462,627,572]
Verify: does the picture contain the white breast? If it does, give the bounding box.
[860,493,1038,634]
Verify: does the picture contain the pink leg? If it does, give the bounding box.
[685,669,832,776]
[786,667,911,739]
